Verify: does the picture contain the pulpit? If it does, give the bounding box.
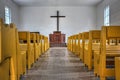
[49,31,66,47]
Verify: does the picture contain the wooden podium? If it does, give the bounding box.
[49,31,66,47]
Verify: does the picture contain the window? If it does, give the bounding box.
[104,6,110,26]
[5,6,11,24]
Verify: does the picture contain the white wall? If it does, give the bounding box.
[19,6,97,41]
[0,0,20,26]
[96,0,120,29]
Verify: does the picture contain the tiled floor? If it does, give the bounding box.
[23,47,96,80]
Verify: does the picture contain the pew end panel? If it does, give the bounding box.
[30,33,36,65]
[87,30,101,70]
[0,57,10,80]
[82,32,89,63]
[115,57,120,80]
[99,26,120,79]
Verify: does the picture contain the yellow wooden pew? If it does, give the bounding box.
[44,37,49,51]
[32,33,40,61]
[41,35,45,53]
[30,33,35,66]
[115,57,120,80]
[79,32,89,62]
[0,58,10,80]
[97,26,120,80]
[79,33,82,59]
[71,35,76,54]
[74,34,80,56]
[39,34,42,56]
[0,19,10,80]
[44,36,47,51]
[11,24,27,80]
[87,30,101,70]
[83,32,89,64]
[67,37,70,50]
[18,31,30,73]
[0,20,17,80]
[69,36,73,52]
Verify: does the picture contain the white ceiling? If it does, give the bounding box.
[13,0,102,6]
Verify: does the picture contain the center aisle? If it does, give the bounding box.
[23,47,95,80]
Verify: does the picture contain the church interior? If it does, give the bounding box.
[0,0,120,80]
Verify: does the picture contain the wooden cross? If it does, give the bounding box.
[51,11,66,31]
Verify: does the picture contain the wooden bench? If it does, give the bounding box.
[0,19,10,80]
[0,19,17,80]
[74,34,80,56]
[9,24,27,80]
[87,30,101,70]
[0,58,10,80]
[67,37,70,50]
[36,33,41,59]
[115,57,120,80]
[79,32,89,62]
[79,33,82,59]
[70,36,73,52]
[41,35,45,54]
[73,35,78,54]
[30,33,36,66]
[39,34,42,55]
[18,31,30,74]
[71,35,75,53]
[97,26,120,80]
[83,32,89,64]
[31,32,40,61]
[44,36,49,51]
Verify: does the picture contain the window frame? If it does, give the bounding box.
[5,6,11,24]
[104,6,110,26]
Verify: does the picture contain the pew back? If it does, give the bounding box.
[2,23,17,80]
[87,30,101,70]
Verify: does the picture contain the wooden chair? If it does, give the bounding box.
[98,26,120,80]
[87,30,101,70]
[115,57,120,80]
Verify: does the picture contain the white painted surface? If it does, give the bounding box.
[0,0,20,26]
[96,0,120,29]
[13,0,102,6]
[19,6,97,41]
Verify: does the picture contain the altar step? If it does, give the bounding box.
[50,43,67,47]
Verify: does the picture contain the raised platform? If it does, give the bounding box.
[50,43,67,47]
[49,31,66,47]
